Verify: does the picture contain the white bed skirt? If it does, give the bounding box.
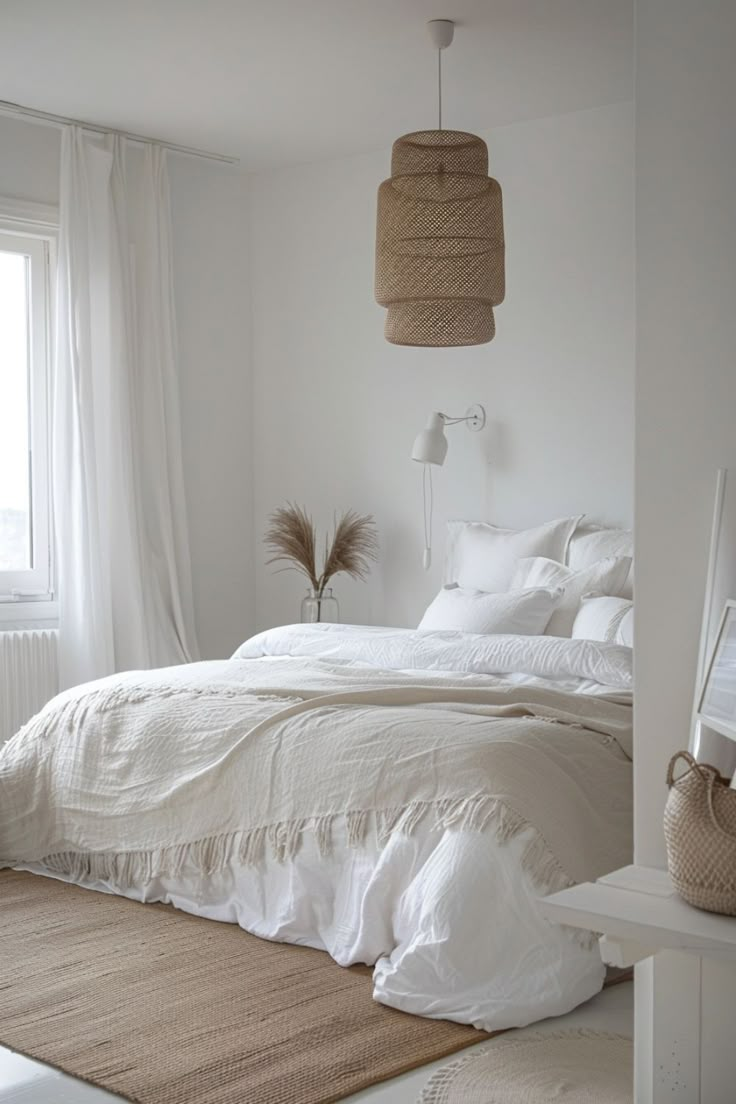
[20,817,603,1032]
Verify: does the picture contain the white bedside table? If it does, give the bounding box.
[540,865,736,1103]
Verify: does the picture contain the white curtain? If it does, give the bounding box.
[53,126,199,689]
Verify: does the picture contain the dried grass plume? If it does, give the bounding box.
[264,503,319,590]
[264,504,378,595]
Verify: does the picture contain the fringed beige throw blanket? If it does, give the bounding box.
[0,656,632,896]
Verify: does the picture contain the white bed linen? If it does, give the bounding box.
[233,623,633,700]
[20,820,602,1031]
[567,524,634,598]
[417,584,563,635]
[510,556,632,638]
[572,595,634,647]
[445,517,581,593]
[8,625,632,1033]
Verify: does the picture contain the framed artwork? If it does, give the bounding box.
[698,599,736,743]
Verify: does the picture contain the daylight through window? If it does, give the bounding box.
[0,228,52,600]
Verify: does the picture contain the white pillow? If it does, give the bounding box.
[418,584,564,636]
[572,594,634,646]
[510,555,633,638]
[615,606,634,647]
[445,516,582,593]
[567,524,634,599]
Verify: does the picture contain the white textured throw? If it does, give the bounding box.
[0,639,632,900]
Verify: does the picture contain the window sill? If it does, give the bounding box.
[0,600,58,630]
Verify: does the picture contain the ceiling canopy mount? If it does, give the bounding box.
[426,19,455,51]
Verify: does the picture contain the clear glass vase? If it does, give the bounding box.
[301,587,339,624]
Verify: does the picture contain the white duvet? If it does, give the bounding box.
[2,624,633,1031]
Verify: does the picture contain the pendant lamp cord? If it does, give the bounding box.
[437,47,443,130]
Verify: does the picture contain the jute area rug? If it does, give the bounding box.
[0,870,492,1104]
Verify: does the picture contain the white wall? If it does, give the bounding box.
[249,102,634,630]
[635,8,736,1088]
[634,0,736,868]
[0,115,253,660]
[0,116,61,203]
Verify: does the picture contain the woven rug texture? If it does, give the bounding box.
[0,870,491,1104]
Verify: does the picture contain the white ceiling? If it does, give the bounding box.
[0,0,633,172]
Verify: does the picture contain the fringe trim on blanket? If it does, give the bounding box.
[32,794,595,950]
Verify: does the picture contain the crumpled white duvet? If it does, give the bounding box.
[13,625,633,1032]
[233,622,633,699]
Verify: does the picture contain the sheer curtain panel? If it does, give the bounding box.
[53,127,198,688]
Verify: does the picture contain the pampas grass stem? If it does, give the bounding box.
[264,504,378,595]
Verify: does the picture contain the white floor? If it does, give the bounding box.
[0,980,632,1104]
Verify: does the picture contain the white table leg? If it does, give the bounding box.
[635,950,701,1102]
[700,956,736,1104]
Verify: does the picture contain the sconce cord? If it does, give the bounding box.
[423,462,434,565]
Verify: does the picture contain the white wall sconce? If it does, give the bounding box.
[411,404,486,568]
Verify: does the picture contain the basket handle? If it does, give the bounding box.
[666,750,709,787]
[667,750,736,842]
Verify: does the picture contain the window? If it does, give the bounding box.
[0,226,53,603]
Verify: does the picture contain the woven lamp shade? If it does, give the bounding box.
[375,130,504,347]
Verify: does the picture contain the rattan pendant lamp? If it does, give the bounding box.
[375,19,505,347]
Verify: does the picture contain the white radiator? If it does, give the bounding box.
[0,629,59,747]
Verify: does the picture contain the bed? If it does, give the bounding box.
[0,518,634,1033]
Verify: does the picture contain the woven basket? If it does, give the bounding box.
[664,750,736,915]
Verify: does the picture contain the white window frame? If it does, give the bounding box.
[0,198,58,626]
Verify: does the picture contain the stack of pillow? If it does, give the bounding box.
[418,516,633,646]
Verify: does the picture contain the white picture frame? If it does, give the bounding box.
[698,599,736,744]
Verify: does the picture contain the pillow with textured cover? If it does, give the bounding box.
[445,516,582,594]
[567,524,633,599]
[572,594,634,647]
[418,584,564,636]
[511,555,632,638]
